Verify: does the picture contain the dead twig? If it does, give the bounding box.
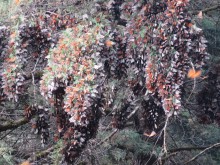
[93,129,118,149]
[184,142,220,164]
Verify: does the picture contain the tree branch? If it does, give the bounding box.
[169,146,206,153]
[184,142,220,164]
[202,5,220,14]
[0,117,30,132]
[192,4,220,15]
[160,143,220,163]
[28,146,55,162]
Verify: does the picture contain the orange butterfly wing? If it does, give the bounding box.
[187,69,201,79]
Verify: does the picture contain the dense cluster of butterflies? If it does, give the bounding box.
[0,10,78,101]
[0,26,10,104]
[25,105,50,145]
[0,26,10,60]
[1,28,23,101]
[126,0,208,115]
[0,0,210,163]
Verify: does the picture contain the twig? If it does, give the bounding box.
[127,106,139,119]
[28,146,55,162]
[99,122,133,131]
[163,115,170,153]
[11,126,29,147]
[191,4,220,15]
[184,142,220,164]
[161,152,178,162]
[0,128,16,140]
[93,129,118,149]
[160,143,220,163]
[146,113,171,165]
[168,146,209,153]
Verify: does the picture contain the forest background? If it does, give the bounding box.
[0,0,220,165]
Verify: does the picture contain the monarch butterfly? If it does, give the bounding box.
[15,0,20,5]
[105,40,114,47]
[20,161,30,165]
[144,131,157,137]
[187,69,201,79]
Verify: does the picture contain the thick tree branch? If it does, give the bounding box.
[28,146,55,162]
[168,144,220,153]
[0,117,29,132]
[17,146,56,163]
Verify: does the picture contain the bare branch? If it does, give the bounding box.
[201,5,220,14]
[0,117,30,132]
[191,4,220,15]
[184,142,220,164]
[159,143,220,163]
[127,106,139,120]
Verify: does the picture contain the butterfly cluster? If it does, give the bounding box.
[29,105,50,145]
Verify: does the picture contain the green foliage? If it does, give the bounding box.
[0,0,23,24]
[49,140,64,165]
[167,116,220,164]
[201,18,216,29]
[94,129,162,165]
[0,0,12,21]
[200,16,220,58]
[109,148,126,162]
[0,141,13,165]
[97,129,160,156]
[112,130,159,155]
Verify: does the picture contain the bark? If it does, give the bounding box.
[0,117,29,132]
